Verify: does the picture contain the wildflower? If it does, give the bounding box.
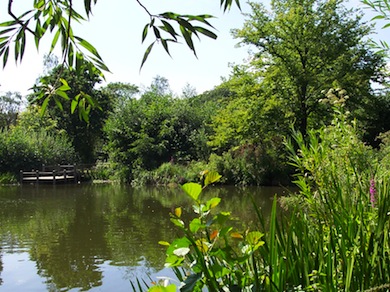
[370,178,376,208]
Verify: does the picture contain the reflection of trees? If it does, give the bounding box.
[0,249,3,285]
[0,184,288,290]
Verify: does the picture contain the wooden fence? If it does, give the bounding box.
[20,164,79,184]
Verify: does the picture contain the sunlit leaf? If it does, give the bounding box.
[181,182,202,201]
[206,197,221,209]
[204,171,222,187]
[158,241,170,246]
[231,232,244,239]
[174,207,182,218]
[173,247,190,257]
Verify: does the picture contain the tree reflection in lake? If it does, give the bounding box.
[0,184,286,291]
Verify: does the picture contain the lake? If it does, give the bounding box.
[0,184,289,291]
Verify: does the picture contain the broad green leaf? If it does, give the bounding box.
[189,218,203,233]
[55,90,69,101]
[204,171,222,187]
[181,182,202,201]
[41,97,50,116]
[206,197,221,209]
[149,285,177,292]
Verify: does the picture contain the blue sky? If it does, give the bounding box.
[0,0,387,97]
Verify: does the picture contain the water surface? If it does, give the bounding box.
[0,184,288,291]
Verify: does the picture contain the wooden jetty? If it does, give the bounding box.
[20,164,79,184]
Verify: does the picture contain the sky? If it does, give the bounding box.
[0,0,387,97]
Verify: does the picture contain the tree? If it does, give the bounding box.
[232,0,386,137]
[0,91,22,128]
[0,0,241,117]
[30,65,114,163]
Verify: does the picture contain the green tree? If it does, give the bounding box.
[30,65,113,163]
[0,91,22,128]
[233,0,386,137]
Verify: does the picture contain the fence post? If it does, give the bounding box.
[53,170,56,185]
[20,170,23,184]
[36,170,39,184]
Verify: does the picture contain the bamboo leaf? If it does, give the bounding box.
[140,41,155,69]
[142,23,148,43]
[194,26,217,39]
[75,36,102,60]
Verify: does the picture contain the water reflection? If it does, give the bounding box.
[0,184,286,291]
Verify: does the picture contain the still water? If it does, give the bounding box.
[0,184,289,291]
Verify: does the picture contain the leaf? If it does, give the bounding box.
[181,182,202,201]
[173,247,190,257]
[210,230,219,240]
[160,20,178,40]
[174,207,182,218]
[206,197,221,209]
[204,171,222,187]
[2,47,9,68]
[149,284,177,292]
[170,218,185,228]
[50,29,61,52]
[180,26,196,56]
[75,36,102,59]
[194,26,217,39]
[158,241,170,246]
[189,218,203,233]
[140,41,155,69]
[142,23,148,43]
[231,232,244,239]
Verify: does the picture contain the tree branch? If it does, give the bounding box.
[7,0,37,36]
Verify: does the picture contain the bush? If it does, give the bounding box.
[0,128,78,175]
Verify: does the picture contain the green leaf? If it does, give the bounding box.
[140,41,155,69]
[189,218,203,233]
[75,36,102,59]
[194,26,217,39]
[141,23,148,43]
[50,29,61,52]
[181,182,202,201]
[71,99,78,114]
[180,26,196,56]
[2,46,9,68]
[149,285,177,292]
[206,197,221,209]
[204,171,222,187]
[160,20,178,40]
[55,90,69,101]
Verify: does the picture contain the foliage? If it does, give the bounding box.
[0,127,78,175]
[104,82,211,183]
[0,91,22,128]
[0,0,240,117]
[30,65,113,163]
[138,90,390,291]
[232,0,386,137]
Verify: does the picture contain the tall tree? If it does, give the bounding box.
[30,65,113,163]
[233,0,386,137]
